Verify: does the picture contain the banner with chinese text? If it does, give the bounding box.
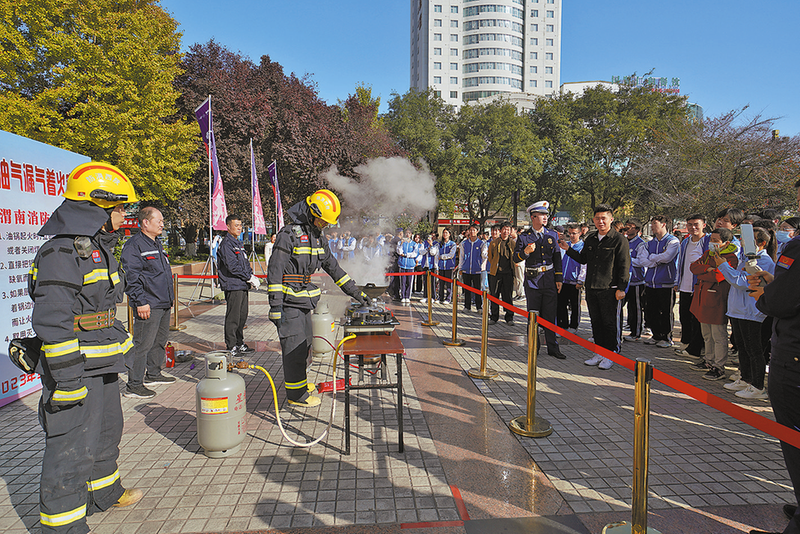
[0,130,90,407]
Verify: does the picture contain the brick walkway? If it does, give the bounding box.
[0,280,793,533]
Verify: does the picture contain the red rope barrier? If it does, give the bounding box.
[431,272,800,450]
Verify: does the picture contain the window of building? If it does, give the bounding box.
[434,62,442,69]
[451,5,458,13]
[530,37,538,45]
[451,19,458,27]
[530,24,538,31]
[545,80,553,88]
[545,66,553,74]
[530,51,538,59]
[450,77,458,84]
[434,19,442,27]
[434,76,442,84]
[545,52,553,60]
[434,90,441,97]
[434,48,442,55]
[546,38,553,46]
[451,48,458,56]
[434,33,442,41]
[434,4,442,12]
[530,80,537,87]
[529,66,537,73]
[450,34,458,42]
[531,9,538,16]
[547,0,554,3]
[546,10,554,17]
[546,24,554,32]
[450,62,458,70]
[450,91,458,99]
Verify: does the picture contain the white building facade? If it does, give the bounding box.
[410,0,562,107]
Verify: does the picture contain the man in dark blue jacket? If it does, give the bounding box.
[121,207,175,398]
[514,201,564,359]
[218,214,261,355]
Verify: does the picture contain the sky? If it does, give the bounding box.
[159,0,800,137]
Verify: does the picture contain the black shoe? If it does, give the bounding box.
[548,348,566,360]
[124,384,156,399]
[702,367,726,381]
[784,503,797,519]
[489,319,498,325]
[144,373,177,386]
[237,343,255,354]
[506,319,515,326]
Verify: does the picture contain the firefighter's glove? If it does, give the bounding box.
[248,275,261,290]
[269,306,282,329]
[354,291,370,307]
[48,379,87,411]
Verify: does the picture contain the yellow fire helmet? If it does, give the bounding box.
[64,161,138,208]
[306,189,341,225]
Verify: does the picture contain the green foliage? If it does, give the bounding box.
[0,0,199,202]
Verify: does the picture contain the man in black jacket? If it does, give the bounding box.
[121,207,175,398]
[217,214,260,355]
[561,204,630,370]
[267,189,369,408]
[748,181,800,534]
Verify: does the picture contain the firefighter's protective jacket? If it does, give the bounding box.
[267,201,362,318]
[29,200,132,404]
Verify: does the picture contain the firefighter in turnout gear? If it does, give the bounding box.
[29,162,143,533]
[267,189,369,407]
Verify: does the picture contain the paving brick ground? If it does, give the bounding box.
[0,277,793,533]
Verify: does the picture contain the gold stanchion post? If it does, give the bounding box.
[170,273,185,331]
[421,271,439,327]
[467,290,498,379]
[603,358,661,534]
[127,298,135,336]
[443,273,464,347]
[508,312,553,437]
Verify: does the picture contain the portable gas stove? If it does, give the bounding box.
[341,284,399,335]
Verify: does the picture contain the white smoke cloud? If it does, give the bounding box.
[323,157,437,221]
[321,157,438,289]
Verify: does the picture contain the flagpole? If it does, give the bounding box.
[273,160,279,231]
[208,95,213,253]
[250,138,255,243]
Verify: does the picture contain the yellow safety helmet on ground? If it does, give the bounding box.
[306,189,341,225]
[64,162,138,208]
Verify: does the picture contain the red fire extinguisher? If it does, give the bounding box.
[165,342,175,368]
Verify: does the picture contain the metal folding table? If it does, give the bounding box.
[341,330,405,455]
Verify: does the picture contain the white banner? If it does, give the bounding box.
[0,130,89,408]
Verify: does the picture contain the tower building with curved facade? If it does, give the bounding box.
[410,0,562,107]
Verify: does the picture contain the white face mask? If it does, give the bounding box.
[776,230,793,244]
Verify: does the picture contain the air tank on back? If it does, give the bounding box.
[196,351,246,458]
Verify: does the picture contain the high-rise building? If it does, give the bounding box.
[410,0,562,107]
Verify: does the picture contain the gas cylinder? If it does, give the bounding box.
[196,351,247,458]
[311,300,336,359]
[165,342,175,368]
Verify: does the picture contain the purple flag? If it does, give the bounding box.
[194,98,228,231]
[250,140,267,235]
[268,161,284,231]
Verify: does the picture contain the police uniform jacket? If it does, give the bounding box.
[756,237,800,369]
[267,201,362,313]
[513,227,562,289]
[29,200,133,398]
[565,229,630,291]
[120,231,174,309]
[217,232,253,291]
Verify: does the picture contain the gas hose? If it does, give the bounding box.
[247,334,355,448]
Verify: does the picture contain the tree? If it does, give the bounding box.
[0,0,198,201]
[634,108,800,218]
[448,101,544,225]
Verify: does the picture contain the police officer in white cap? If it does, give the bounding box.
[513,201,565,359]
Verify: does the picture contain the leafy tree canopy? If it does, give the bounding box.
[0,0,198,201]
